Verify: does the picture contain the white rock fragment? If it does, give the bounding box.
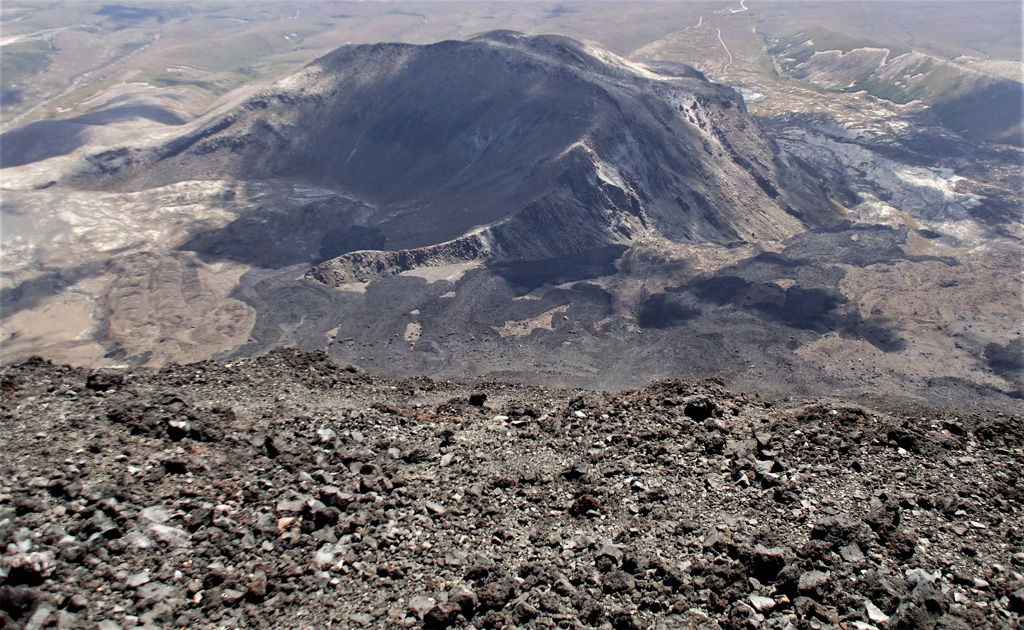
[864,599,889,624]
[139,506,170,524]
[905,567,940,587]
[147,523,191,549]
[317,428,336,443]
[127,572,151,588]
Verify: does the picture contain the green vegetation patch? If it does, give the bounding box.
[94,4,187,26]
[1,39,57,82]
[764,22,1023,145]
[385,8,427,19]
[770,28,912,70]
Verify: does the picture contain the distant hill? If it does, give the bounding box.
[70,32,833,280]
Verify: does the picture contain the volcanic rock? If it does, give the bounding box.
[0,350,1019,628]
[72,33,829,284]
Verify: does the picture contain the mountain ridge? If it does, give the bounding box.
[70,32,833,281]
[1,27,1018,415]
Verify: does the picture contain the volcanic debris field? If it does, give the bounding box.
[1,350,1023,629]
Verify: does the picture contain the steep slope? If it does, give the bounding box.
[71,32,828,280]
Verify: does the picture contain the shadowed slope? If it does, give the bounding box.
[70,32,830,280]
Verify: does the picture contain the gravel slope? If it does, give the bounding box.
[1,349,1022,629]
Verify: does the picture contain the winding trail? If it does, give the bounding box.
[717,29,733,72]
[715,0,749,15]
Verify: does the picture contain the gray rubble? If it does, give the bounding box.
[1,350,1021,629]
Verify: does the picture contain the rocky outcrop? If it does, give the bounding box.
[305,232,493,285]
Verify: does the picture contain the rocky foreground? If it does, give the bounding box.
[1,349,1022,629]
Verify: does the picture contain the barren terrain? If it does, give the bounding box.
[1,4,1022,630]
[2,2,1022,411]
[1,350,1022,628]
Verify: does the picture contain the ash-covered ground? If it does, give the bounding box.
[1,349,1022,629]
